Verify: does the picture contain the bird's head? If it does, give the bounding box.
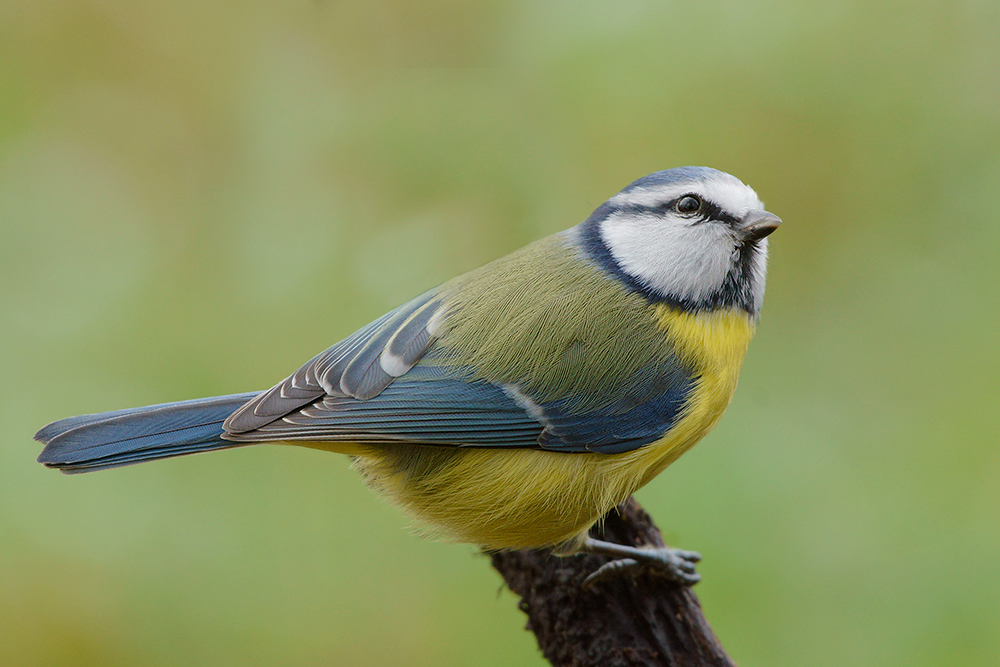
[577,167,780,317]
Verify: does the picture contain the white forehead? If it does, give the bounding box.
[610,169,764,217]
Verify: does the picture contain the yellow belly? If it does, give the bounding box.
[309,307,755,551]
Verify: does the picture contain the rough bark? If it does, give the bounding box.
[489,498,735,666]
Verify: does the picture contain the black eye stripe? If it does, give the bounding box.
[660,197,741,226]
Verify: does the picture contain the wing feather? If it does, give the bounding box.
[225,378,545,446]
[224,291,442,433]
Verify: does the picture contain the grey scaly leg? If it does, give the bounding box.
[582,537,702,586]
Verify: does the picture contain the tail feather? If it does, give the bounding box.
[35,392,262,474]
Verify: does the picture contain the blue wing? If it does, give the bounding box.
[533,363,695,453]
[231,370,545,447]
[225,359,695,455]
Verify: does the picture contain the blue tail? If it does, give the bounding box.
[35,392,262,474]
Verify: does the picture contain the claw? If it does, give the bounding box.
[581,537,702,587]
[583,558,641,587]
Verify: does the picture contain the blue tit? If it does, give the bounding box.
[36,166,779,584]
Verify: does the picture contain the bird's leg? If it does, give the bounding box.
[581,537,702,587]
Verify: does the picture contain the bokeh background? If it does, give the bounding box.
[2,1,998,665]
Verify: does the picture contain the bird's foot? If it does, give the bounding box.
[581,537,702,587]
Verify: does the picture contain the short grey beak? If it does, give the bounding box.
[739,210,782,242]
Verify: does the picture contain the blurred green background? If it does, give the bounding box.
[2,1,998,665]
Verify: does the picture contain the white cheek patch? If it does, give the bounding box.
[600,213,735,303]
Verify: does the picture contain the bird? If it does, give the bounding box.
[35,166,779,585]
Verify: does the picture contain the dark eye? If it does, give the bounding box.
[675,195,702,215]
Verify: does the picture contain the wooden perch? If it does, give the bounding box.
[489,498,735,667]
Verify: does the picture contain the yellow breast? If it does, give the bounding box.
[624,305,756,486]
